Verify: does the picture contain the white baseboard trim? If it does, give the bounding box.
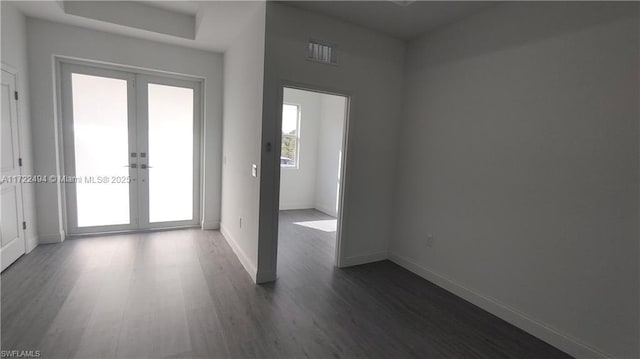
[25,236,38,253]
[278,204,337,217]
[340,251,388,267]
[255,268,276,284]
[220,224,257,283]
[201,219,220,230]
[314,204,337,218]
[38,231,65,244]
[388,252,610,359]
[279,203,314,211]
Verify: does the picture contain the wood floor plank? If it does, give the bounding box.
[1,210,573,358]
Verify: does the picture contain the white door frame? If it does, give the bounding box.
[58,60,202,236]
[274,81,353,268]
[1,64,27,271]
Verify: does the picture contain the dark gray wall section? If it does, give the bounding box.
[392,3,639,358]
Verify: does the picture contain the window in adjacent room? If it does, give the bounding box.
[281,103,300,168]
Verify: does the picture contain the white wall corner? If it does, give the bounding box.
[314,204,337,218]
[25,236,38,253]
[388,252,611,359]
[220,224,258,283]
[340,251,388,268]
[38,231,65,244]
[279,203,315,211]
[201,219,220,230]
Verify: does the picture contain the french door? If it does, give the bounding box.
[60,63,200,235]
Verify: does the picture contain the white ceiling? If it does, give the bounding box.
[138,0,200,15]
[10,1,496,53]
[10,1,265,53]
[286,1,496,40]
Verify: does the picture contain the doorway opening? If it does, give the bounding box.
[59,62,202,235]
[276,86,349,269]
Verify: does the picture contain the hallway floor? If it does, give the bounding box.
[1,211,570,358]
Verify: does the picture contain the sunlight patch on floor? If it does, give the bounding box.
[293,219,337,232]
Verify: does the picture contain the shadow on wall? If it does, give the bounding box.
[409,2,639,72]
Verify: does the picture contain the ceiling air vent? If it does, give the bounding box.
[390,0,416,6]
[307,40,337,65]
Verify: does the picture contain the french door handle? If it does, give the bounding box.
[141,164,153,169]
[125,164,137,169]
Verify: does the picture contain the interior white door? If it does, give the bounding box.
[1,68,26,271]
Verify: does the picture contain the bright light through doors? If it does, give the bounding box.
[72,73,130,227]
[62,63,201,234]
[148,83,194,223]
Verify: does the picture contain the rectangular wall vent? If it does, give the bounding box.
[308,40,337,65]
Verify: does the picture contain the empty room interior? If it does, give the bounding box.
[278,87,347,270]
[1,1,638,358]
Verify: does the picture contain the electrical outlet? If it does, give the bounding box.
[426,235,434,247]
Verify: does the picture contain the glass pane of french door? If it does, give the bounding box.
[71,73,131,227]
[147,83,194,223]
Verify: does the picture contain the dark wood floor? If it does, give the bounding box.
[1,209,571,358]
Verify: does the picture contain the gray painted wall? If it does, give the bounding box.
[25,18,223,242]
[391,3,639,358]
[1,2,38,252]
[220,2,266,282]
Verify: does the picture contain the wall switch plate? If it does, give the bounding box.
[252,164,257,177]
